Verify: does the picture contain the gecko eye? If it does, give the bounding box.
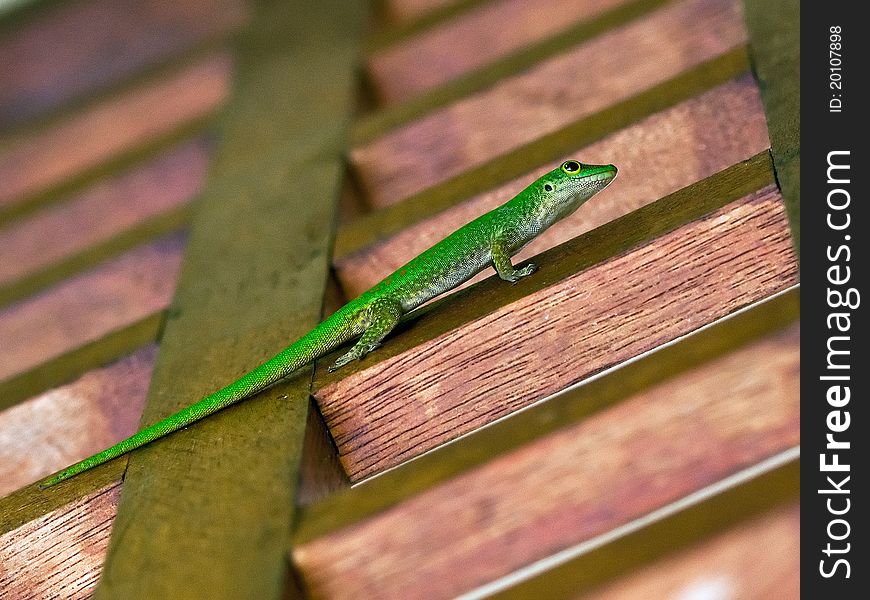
[544,183,554,192]
[562,160,581,173]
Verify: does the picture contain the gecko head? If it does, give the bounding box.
[537,159,617,219]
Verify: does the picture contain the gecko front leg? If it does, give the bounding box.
[491,239,537,283]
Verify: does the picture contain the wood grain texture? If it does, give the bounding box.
[0,345,154,496]
[337,75,770,296]
[0,233,183,382]
[0,0,247,131]
[367,0,635,103]
[351,0,747,207]
[295,324,800,598]
[573,503,800,600]
[315,186,797,481]
[0,140,207,297]
[0,483,120,600]
[0,52,231,217]
[297,289,798,543]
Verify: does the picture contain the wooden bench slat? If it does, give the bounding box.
[0,345,155,496]
[367,0,651,103]
[338,75,770,297]
[351,0,747,207]
[0,52,231,223]
[0,233,184,384]
[0,0,247,131]
[0,139,207,307]
[295,322,799,597]
[0,484,120,600]
[314,159,796,481]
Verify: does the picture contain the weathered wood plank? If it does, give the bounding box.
[0,0,247,131]
[0,139,208,307]
[367,0,657,103]
[0,234,184,410]
[338,75,770,296]
[295,322,800,597]
[342,48,750,252]
[568,504,800,600]
[85,1,367,597]
[0,52,231,224]
[0,483,120,600]
[0,345,154,496]
[314,163,797,481]
[489,459,799,599]
[296,287,799,542]
[0,233,183,382]
[351,0,748,207]
[743,0,799,255]
[354,0,675,144]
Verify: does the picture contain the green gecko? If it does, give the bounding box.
[39,159,616,489]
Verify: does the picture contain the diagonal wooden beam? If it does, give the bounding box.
[742,0,799,256]
[63,1,369,597]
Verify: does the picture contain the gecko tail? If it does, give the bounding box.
[38,312,358,489]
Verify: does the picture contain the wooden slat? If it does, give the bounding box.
[351,0,747,207]
[0,233,183,383]
[354,0,675,145]
[0,0,247,131]
[367,0,654,103]
[297,288,799,541]
[568,504,800,600]
[338,75,770,296]
[0,139,208,307]
[0,483,120,600]
[0,52,231,223]
[743,0,799,255]
[294,321,799,597]
[486,456,799,599]
[343,48,750,252]
[84,0,367,597]
[314,170,797,481]
[0,346,154,496]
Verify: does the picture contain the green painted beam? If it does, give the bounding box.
[742,0,799,256]
[88,1,368,598]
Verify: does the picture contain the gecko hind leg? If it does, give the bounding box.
[329,297,403,372]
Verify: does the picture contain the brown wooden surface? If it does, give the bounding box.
[0,0,247,131]
[351,0,747,207]
[0,345,154,496]
[315,185,796,481]
[0,483,120,600]
[0,140,207,291]
[0,52,231,217]
[0,233,183,382]
[367,0,635,103]
[337,75,769,296]
[573,503,800,600]
[295,323,800,598]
